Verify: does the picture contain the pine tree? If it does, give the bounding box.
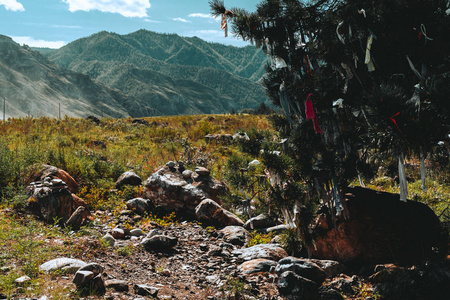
[210,0,450,248]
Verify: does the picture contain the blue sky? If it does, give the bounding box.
[0,0,259,48]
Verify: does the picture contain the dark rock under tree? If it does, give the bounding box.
[311,186,447,264]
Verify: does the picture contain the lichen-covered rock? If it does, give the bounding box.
[144,163,228,218]
[195,199,244,228]
[26,181,93,229]
[232,244,288,261]
[238,259,277,275]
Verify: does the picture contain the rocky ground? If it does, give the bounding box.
[4,163,448,300]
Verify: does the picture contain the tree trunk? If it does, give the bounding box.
[420,151,427,191]
[398,152,408,202]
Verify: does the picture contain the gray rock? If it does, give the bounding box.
[220,226,250,246]
[39,258,87,274]
[134,284,159,297]
[111,228,125,239]
[276,257,327,284]
[238,259,277,275]
[102,233,116,247]
[182,170,194,179]
[126,198,151,215]
[141,235,178,252]
[73,270,95,286]
[78,263,104,276]
[130,228,145,237]
[14,275,31,285]
[195,166,210,176]
[195,199,244,228]
[277,271,319,300]
[105,279,129,292]
[232,244,288,261]
[116,171,142,189]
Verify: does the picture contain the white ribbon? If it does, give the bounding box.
[358,9,366,18]
[336,21,345,44]
[365,34,375,72]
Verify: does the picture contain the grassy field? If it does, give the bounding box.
[0,114,448,298]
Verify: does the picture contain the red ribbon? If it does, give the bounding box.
[305,93,315,119]
[313,116,323,134]
[305,93,323,134]
[390,112,407,143]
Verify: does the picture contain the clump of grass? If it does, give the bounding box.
[139,212,178,227]
[247,231,274,247]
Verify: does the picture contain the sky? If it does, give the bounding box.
[0,0,259,48]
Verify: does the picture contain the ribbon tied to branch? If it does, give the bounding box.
[221,10,233,37]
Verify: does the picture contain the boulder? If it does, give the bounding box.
[26,182,93,228]
[276,257,327,285]
[232,244,288,261]
[141,235,178,252]
[115,171,142,189]
[27,164,78,193]
[105,279,129,292]
[277,271,319,300]
[311,186,447,264]
[126,198,152,215]
[220,226,250,246]
[39,258,87,274]
[144,163,228,218]
[238,259,277,275]
[196,199,244,228]
[244,214,278,230]
[134,284,159,297]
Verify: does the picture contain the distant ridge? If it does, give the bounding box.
[42,30,269,116]
[0,34,132,118]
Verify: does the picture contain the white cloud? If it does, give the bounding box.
[62,0,151,18]
[0,0,25,12]
[11,36,67,49]
[172,18,190,23]
[189,13,220,22]
[189,13,211,19]
[143,18,160,23]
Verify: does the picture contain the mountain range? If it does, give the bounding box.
[0,30,269,118]
[0,35,131,119]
